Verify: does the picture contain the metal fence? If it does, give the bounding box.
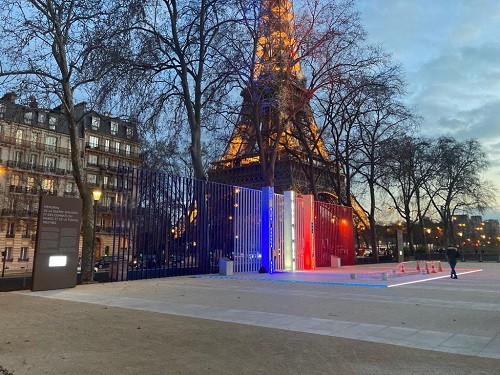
[108,167,354,281]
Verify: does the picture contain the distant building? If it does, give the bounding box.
[452,214,500,248]
[0,92,141,273]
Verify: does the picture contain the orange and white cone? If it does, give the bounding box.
[425,261,430,274]
[400,262,405,273]
[430,261,437,273]
[438,261,443,272]
[416,260,420,271]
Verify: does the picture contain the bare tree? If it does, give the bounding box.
[0,0,117,282]
[423,137,496,247]
[378,135,439,254]
[349,62,413,260]
[96,0,240,180]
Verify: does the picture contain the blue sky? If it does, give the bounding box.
[356,0,500,218]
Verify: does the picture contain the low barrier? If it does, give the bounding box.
[372,260,446,279]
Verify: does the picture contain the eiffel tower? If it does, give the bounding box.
[209,0,339,199]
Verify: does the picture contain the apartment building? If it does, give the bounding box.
[0,92,141,274]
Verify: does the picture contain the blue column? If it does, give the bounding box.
[261,186,274,273]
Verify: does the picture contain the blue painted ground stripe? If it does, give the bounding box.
[196,275,388,288]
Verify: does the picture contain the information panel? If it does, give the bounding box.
[32,195,82,291]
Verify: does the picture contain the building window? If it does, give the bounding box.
[87,173,97,185]
[91,116,100,130]
[89,135,99,149]
[27,177,36,193]
[38,112,46,124]
[104,139,110,152]
[24,112,33,124]
[10,174,20,186]
[49,115,57,130]
[126,126,133,139]
[46,135,57,152]
[6,223,14,238]
[111,121,118,135]
[15,129,23,145]
[19,247,29,261]
[42,178,54,194]
[88,154,98,166]
[4,247,13,261]
[0,103,5,118]
[45,156,57,170]
[106,196,114,208]
[66,181,75,193]
[30,154,38,167]
[14,151,23,164]
[23,223,31,237]
[31,131,38,146]
[125,144,131,156]
[115,141,120,154]
[67,160,73,172]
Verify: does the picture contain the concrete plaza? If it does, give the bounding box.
[1,261,499,374]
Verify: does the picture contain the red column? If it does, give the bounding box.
[303,195,314,270]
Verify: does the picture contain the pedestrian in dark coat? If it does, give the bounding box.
[446,247,459,279]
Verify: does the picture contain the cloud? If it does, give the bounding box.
[357,0,500,194]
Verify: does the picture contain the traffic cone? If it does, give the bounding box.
[400,262,405,273]
[416,260,420,271]
[438,261,443,272]
[425,261,430,274]
[430,261,437,273]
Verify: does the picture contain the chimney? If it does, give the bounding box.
[29,96,38,108]
[1,92,17,103]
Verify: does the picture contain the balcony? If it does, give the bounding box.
[26,187,39,195]
[98,204,115,213]
[1,208,38,218]
[1,209,15,216]
[5,233,15,238]
[6,160,67,176]
[0,134,70,155]
[85,142,139,159]
[103,183,117,191]
[9,185,24,194]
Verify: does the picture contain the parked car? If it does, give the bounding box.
[94,256,113,270]
[129,253,164,269]
[169,254,185,267]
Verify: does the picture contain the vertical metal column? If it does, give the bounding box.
[261,186,274,273]
[283,191,295,271]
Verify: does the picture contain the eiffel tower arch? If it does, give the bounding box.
[209,0,343,201]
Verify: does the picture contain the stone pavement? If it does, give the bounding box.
[1,262,499,374]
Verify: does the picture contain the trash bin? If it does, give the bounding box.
[331,255,341,268]
[219,257,234,276]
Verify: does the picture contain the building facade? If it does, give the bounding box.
[0,92,141,274]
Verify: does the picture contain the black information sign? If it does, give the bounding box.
[32,195,82,291]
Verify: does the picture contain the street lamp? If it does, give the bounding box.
[91,188,102,282]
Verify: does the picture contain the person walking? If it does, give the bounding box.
[446,246,459,279]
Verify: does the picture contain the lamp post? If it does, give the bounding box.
[91,188,102,282]
[497,237,500,263]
